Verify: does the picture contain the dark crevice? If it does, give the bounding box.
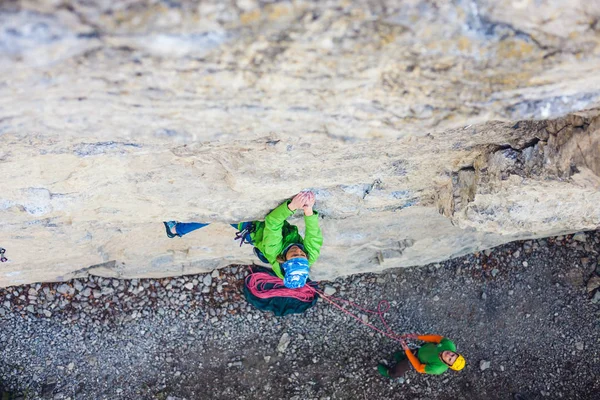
[494,137,541,153]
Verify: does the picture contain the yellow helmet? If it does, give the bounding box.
[449,354,466,371]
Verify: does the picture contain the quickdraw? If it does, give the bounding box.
[0,247,7,263]
[234,222,255,247]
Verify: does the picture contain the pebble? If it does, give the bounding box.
[479,360,491,371]
[203,275,212,286]
[324,286,337,296]
[491,268,499,277]
[513,250,520,258]
[56,284,70,295]
[481,292,487,300]
[277,333,291,353]
[572,233,587,242]
[211,270,219,278]
[522,261,528,267]
[586,276,600,293]
[576,342,584,351]
[184,282,194,290]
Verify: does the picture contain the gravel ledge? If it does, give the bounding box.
[1,232,599,400]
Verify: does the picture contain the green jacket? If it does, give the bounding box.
[250,200,323,279]
[405,335,457,375]
[418,338,457,375]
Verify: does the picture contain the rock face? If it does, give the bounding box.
[1,0,600,286]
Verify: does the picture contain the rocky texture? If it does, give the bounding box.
[1,232,599,399]
[1,0,600,286]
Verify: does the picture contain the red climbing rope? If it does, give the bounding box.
[311,287,406,345]
[244,270,318,302]
[244,269,408,345]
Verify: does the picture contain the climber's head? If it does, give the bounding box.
[441,351,465,371]
[281,244,309,289]
[285,244,307,261]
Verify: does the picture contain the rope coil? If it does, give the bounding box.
[244,271,318,302]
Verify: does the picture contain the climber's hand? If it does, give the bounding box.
[303,191,315,208]
[400,339,409,351]
[289,192,309,211]
[302,191,315,216]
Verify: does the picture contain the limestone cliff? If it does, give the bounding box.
[1,0,599,286]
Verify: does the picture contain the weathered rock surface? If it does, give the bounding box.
[1,0,600,286]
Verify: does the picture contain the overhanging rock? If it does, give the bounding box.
[1,0,600,286]
[2,111,599,286]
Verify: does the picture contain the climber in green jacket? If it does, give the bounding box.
[378,334,466,378]
[163,192,323,287]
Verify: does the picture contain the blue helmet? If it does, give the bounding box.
[282,257,310,289]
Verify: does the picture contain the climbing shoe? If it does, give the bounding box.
[377,363,391,378]
[163,221,178,238]
[393,350,407,363]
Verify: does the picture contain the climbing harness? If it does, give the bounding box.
[234,222,255,247]
[0,248,7,263]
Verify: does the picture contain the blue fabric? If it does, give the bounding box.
[175,222,210,236]
[253,247,270,263]
[282,257,310,289]
[231,222,253,230]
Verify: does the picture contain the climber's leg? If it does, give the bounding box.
[378,351,411,379]
[388,357,411,378]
